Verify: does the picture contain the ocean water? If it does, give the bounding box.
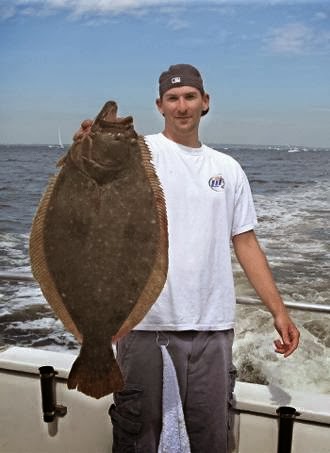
[0,144,329,394]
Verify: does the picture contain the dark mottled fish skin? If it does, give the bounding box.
[29,101,168,398]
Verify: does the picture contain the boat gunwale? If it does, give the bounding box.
[1,345,330,426]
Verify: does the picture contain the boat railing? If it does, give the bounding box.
[1,271,330,314]
[0,272,36,283]
[236,296,330,314]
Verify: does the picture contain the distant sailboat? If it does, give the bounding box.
[48,127,64,149]
[57,127,64,149]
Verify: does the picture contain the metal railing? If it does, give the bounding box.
[0,272,36,283]
[236,296,330,314]
[1,271,330,314]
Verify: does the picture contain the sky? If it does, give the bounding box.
[0,0,329,147]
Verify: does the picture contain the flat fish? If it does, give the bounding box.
[29,101,168,399]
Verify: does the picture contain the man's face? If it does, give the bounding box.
[156,86,209,137]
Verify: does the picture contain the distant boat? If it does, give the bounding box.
[48,128,64,149]
[57,127,64,149]
[288,147,300,153]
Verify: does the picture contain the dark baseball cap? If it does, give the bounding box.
[158,64,209,115]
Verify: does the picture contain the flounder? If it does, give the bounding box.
[29,101,168,399]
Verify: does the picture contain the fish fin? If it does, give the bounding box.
[56,153,67,167]
[29,174,83,343]
[67,345,124,399]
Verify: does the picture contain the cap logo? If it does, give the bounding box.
[171,76,181,84]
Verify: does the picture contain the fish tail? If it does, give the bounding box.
[67,346,124,399]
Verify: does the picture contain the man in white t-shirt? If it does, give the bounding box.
[75,64,300,453]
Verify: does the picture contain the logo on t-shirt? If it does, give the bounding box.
[208,175,225,191]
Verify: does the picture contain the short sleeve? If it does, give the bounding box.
[231,169,258,237]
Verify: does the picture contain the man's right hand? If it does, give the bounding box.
[73,119,93,142]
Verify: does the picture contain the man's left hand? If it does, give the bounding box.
[273,314,300,357]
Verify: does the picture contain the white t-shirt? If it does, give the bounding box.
[135,133,257,331]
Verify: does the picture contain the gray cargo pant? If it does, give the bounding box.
[109,330,236,453]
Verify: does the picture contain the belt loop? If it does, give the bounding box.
[156,331,169,347]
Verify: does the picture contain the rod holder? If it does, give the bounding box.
[276,406,300,453]
[39,366,67,423]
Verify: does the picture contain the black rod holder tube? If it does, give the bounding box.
[276,406,300,453]
[39,366,67,423]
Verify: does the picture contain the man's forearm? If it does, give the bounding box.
[232,229,300,357]
[232,230,287,318]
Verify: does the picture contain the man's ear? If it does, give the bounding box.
[202,93,210,112]
[156,98,165,117]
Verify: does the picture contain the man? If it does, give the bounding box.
[75,64,300,453]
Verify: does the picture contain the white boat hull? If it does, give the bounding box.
[0,346,329,453]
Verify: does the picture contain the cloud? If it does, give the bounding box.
[1,1,327,20]
[266,23,312,54]
[1,0,171,19]
[265,22,330,55]
[2,1,329,38]
[314,11,328,21]
[166,16,189,31]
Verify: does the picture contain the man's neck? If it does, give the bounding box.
[162,130,201,148]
